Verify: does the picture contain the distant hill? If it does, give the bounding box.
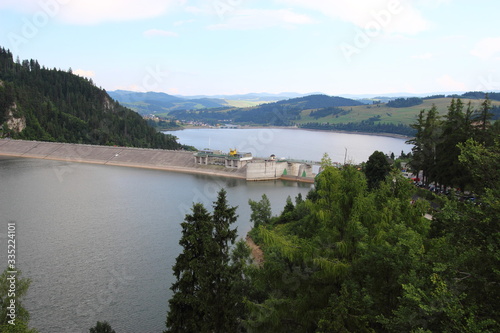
[178,92,324,102]
[271,94,363,109]
[108,90,327,115]
[108,90,231,115]
[297,94,500,136]
[0,47,184,149]
[169,94,364,126]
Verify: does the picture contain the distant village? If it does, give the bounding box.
[143,114,241,129]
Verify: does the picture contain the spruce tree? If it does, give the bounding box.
[166,189,244,333]
[210,188,241,333]
[165,203,214,333]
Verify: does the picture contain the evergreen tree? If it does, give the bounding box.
[210,189,241,333]
[435,98,472,189]
[166,190,245,333]
[474,94,493,143]
[166,203,214,333]
[407,109,426,179]
[89,321,116,333]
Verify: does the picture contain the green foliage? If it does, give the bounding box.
[166,203,213,333]
[309,107,350,119]
[89,321,116,333]
[407,96,496,190]
[363,150,391,189]
[248,194,272,228]
[387,97,423,108]
[166,189,245,333]
[319,152,333,169]
[0,269,37,333]
[458,138,500,194]
[243,155,499,332]
[0,47,183,149]
[299,121,415,136]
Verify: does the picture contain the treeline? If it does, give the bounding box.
[387,97,423,108]
[299,120,415,136]
[0,47,183,149]
[309,106,350,119]
[407,96,499,190]
[456,91,500,101]
[270,94,363,109]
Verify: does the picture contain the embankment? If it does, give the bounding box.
[0,139,247,179]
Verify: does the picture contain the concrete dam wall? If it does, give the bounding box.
[246,160,314,181]
[0,139,315,182]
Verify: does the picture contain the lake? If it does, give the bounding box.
[0,156,311,333]
[164,128,411,163]
[0,129,411,332]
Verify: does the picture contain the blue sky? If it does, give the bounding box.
[0,0,499,96]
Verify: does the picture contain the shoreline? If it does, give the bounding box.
[167,125,412,140]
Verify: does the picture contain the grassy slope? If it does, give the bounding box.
[223,99,272,108]
[296,98,500,126]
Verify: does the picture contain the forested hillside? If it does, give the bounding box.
[0,47,183,149]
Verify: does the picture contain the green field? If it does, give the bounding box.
[296,98,500,126]
[223,99,272,108]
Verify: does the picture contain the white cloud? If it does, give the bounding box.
[207,9,314,30]
[1,0,182,25]
[277,0,430,34]
[73,69,95,78]
[143,29,178,38]
[470,37,500,60]
[412,52,433,60]
[436,74,467,91]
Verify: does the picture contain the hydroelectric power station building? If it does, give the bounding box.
[194,149,315,181]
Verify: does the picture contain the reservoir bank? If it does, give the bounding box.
[0,139,316,182]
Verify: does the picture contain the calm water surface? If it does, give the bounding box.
[165,128,411,163]
[0,156,311,333]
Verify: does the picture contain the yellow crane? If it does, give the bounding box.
[229,148,238,156]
